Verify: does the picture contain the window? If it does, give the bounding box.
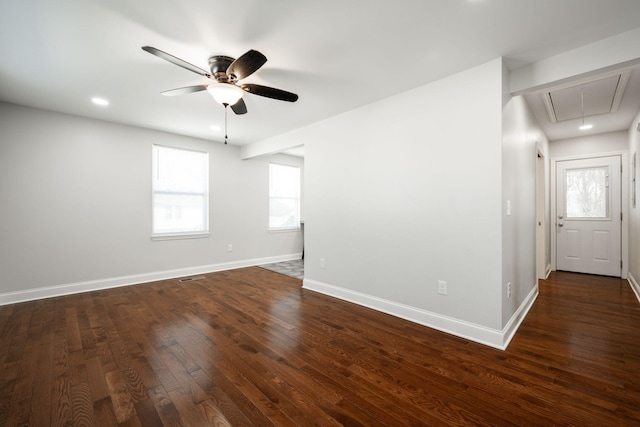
[269,163,300,230]
[152,145,209,238]
[565,166,608,219]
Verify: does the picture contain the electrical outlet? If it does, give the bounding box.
[320,258,326,269]
[507,282,512,299]
[227,244,233,252]
[437,280,447,295]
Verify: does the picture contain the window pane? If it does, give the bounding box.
[565,167,607,218]
[269,197,298,228]
[153,194,206,233]
[269,164,300,230]
[155,146,207,193]
[270,165,299,197]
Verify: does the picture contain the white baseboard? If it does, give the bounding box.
[629,272,640,303]
[0,253,302,306]
[545,264,552,279]
[302,278,538,350]
[501,284,539,348]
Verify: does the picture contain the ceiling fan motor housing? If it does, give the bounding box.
[208,56,235,82]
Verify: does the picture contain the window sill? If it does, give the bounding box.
[151,232,210,241]
[268,227,301,234]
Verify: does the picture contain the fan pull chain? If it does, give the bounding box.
[224,104,229,145]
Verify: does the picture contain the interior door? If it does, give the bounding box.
[556,156,621,277]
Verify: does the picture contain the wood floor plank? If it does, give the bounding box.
[168,388,212,426]
[189,363,262,427]
[197,397,234,427]
[133,393,164,426]
[9,347,35,403]
[71,383,96,427]
[3,397,30,427]
[108,341,147,404]
[51,375,73,427]
[131,357,161,390]
[29,341,53,426]
[92,397,118,427]
[66,307,83,353]
[104,370,136,423]
[145,353,181,393]
[156,344,209,405]
[85,357,110,403]
[3,306,33,365]
[1,269,639,425]
[148,384,182,426]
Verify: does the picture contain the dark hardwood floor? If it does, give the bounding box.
[1,268,639,426]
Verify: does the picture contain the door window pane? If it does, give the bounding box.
[565,167,608,218]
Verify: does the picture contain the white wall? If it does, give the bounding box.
[550,131,629,158]
[256,59,510,347]
[0,102,303,303]
[501,61,549,328]
[628,110,640,298]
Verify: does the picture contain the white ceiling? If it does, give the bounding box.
[2,0,640,149]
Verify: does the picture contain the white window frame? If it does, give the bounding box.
[152,145,209,240]
[269,163,301,232]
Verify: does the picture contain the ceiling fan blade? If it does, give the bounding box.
[160,85,209,96]
[227,50,267,80]
[230,98,248,115]
[142,46,211,78]
[241,84,298,102]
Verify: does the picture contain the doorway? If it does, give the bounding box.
[554,155,623,277]
[536,150,548,280]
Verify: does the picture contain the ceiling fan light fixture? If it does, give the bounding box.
[207,83,243,106]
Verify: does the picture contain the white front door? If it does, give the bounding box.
[556,156,621,277]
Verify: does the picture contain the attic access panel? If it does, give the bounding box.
[541,71,630,123]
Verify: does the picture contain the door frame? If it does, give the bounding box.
[550,151,629,278]
[536,146,550,280]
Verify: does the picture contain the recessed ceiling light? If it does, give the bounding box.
[579,124,593,130]
[91,97,109,106]
[210,125,221,132]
